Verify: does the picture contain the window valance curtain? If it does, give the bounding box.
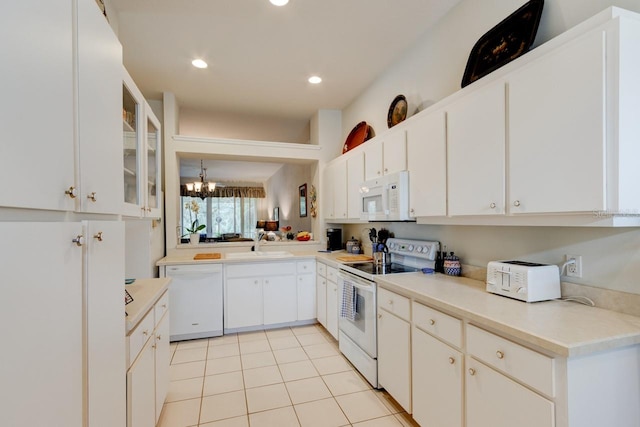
[180,185,266,199]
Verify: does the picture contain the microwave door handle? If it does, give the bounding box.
[382,184,390,215]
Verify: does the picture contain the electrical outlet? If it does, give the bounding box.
[566,254,582,278]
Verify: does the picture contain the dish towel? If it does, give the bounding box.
[340,281,357,321]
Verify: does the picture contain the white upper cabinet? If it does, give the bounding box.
[122,68,162,218]
[0,1,75,211]
[77,0,123,214]
[364,138,383,180]
[382,128,408,176]
[363,128,407,181]
[407,110,447,217]
[508,30,606,214]
[508,19,640,216]
[145,108,162,217]
[347,152,364,219]
[447,81,506,216]
[333,157,348,219]
[323,157,348,220]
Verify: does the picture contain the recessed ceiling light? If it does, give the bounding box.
[270,0,289,5]
[308,76,322,84]
[191,59,208,69]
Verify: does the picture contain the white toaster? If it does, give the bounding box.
[486,261,560,302]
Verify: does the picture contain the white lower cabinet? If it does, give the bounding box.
[127,338,156,427]
[412,328,463,427]
[325,267,339,340]
[126,292,170,427]
[85,221,126,427]
[225,259,316,331]
[226,276,264,329]
[1,223,83,427]
[297,261,316,321]
[466,356,554,427]
[316,272,327,327]
[154,312,170,422]
[377,304,411,412]
[263,274,297,325]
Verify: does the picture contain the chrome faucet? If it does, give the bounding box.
[254,228,265,251]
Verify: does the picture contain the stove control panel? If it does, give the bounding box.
[387,238,439,260]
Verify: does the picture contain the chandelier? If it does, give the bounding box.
[185,160,216,194]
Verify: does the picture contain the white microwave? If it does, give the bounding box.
[359,171,413,221]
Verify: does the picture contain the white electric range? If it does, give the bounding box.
[336,238,440,387]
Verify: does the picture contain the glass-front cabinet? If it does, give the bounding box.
[145,110,162,217]
[122,66,162,218]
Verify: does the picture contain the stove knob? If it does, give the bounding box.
[388,242,395,249]
[408,245,414,252]
[416,246,423,253]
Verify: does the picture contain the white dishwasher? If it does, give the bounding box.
[164,264,223,341]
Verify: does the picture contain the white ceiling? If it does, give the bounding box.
[108,0,462,121]
[110,0,462,182]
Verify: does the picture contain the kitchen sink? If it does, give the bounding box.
[225,251,293,259]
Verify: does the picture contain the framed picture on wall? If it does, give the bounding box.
[299,184,307,217]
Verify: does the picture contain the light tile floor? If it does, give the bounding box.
[158,324,419,427]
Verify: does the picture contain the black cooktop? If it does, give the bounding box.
[348,262,419,275]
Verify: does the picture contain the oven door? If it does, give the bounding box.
[337,270,377,358]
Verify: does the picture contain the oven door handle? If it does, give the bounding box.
[347,281,375,293]
[338,272,375,292]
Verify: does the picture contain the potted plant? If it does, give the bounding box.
[184,200,205,244]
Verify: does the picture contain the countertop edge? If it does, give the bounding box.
[375,274,640,358]
[125,278,171,334]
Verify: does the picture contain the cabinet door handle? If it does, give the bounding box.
[468,368,476,376]
[65,186,77,199]
[156,335,162,341]
[87,192,97,202]
[513,200,521,207]
[377,313,382,319]
[93,231,103,241]
[429,319,435,325]
[142,330,149,336]
[72,235,85,247]
[496,350,504,359]
[490,202,496,209]
[388,300,393,305]
[448,357,455,364]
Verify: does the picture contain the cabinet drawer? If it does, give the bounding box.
[128,310,155,368]
[326,266,338,283]
[226,261,296,277]
[467,324,555,397]
[378,287,410,321]
[297,260,316,274]
[413,301,462,348]
[154,291,169,327]
[317,262,327,277]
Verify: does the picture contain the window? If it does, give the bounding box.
[181,196,259,239]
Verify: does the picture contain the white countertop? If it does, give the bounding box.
[156,250,341,266]
[155,252,640,358]
[125,278,171,334]
[375,272,640,358]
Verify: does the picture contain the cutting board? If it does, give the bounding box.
[193,253,222,260]
[336,255,373,262]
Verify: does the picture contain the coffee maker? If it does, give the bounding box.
[326,228,342,251]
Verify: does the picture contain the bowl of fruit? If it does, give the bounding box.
[296,231,311,241]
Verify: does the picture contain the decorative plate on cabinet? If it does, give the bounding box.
[461,0,544,87]
[387,95,408,128]
[343,121,375,154]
